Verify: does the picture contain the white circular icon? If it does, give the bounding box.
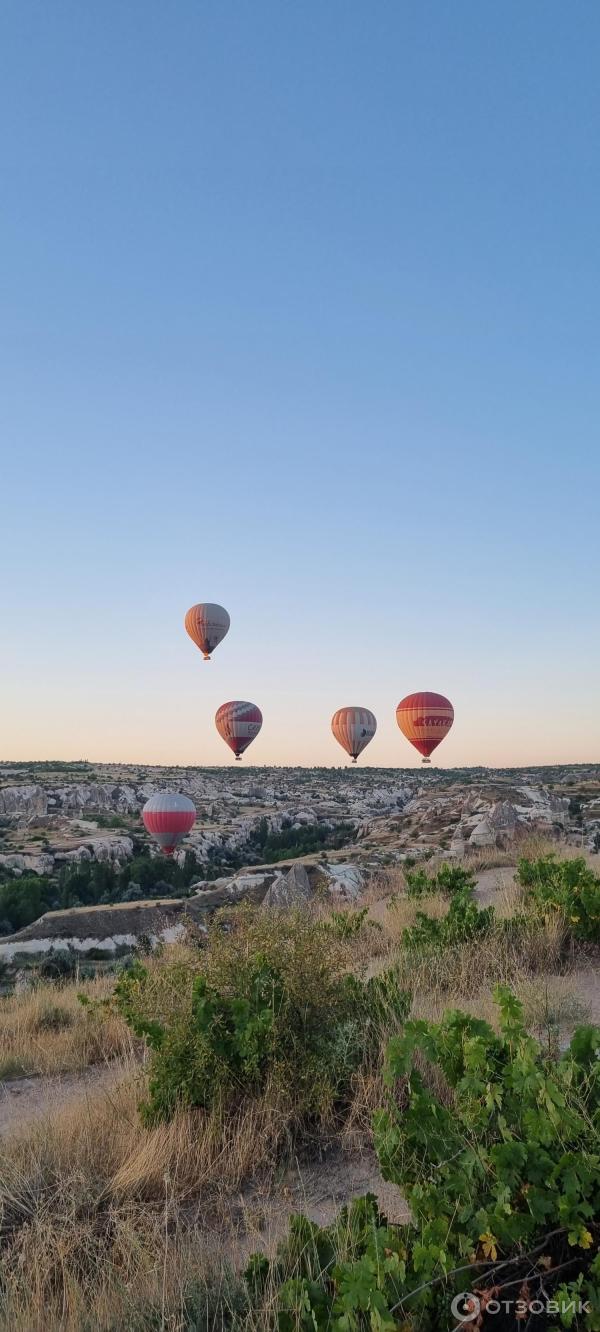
[450,1291,481,1322]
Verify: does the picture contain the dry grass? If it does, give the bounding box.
[383,909,568,999]
[0,975,134,1079]
[409,969,589,1030]
[0,1054,300,1329]
[350,851,571,998]
[455,832,552,872]
[361,865,409,903]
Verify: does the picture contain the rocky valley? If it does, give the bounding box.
[0,759,599,965]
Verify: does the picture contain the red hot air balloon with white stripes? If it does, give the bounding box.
[331,707,377,764]
[142,793,196,855]
[215,701,262,760]
[185,603,230,660]
[396,692,454,764]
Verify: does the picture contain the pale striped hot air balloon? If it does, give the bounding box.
[142,793,196,855]
[215,701,263,760]
[331,707,377,764]
[396,692,454,763]
[184,603,230,660]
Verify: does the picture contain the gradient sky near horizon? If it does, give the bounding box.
[1,1,599,769]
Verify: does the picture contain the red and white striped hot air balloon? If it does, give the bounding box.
[184,603,230,660]
[331,707,377,764]
[142,793,196,856]
[396,692,454,764]
[215,701,262,760]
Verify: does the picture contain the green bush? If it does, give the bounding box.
[403,887,494,951]
[114,906,409,1125]
[249,989,600,1330]
[405,862,476,899]
[518,854,600,943]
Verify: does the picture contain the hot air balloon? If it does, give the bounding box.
[215,700,262,760]
[331,707,377,764]
[396,692,454,763]
[142,792,196,856]
[185,603,230,660]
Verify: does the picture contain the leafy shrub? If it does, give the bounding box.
[403,887,494,951]
[250,989,600,1330]
[518,854,600,943]
[405,862,476,899]
[403,867,433,898]
[114,906,409,1124]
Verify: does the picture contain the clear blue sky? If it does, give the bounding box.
[1,1,599,767]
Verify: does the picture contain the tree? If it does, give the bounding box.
[0,875,52,931]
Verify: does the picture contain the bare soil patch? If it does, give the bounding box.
[0,1059,130,1136]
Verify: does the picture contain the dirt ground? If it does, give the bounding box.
[473,864,518,904]
[217,1143,410,1266]
[0,1059,128,1136]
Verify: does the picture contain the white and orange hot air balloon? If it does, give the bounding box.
[331,707,377,764]
[185,603,230,660]
[142,793,196,856]
[396,692,454,764]
[215,701,263,760]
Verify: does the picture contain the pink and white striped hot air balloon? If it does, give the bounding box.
[331,707,377,764]
[215,701,263,760]
[142,793,196,856]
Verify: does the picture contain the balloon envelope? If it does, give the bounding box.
[185,603,230,660]
[331,707,377,763]
[396,692,454,761]
[142,792,196,856]
[215,700,263,759]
